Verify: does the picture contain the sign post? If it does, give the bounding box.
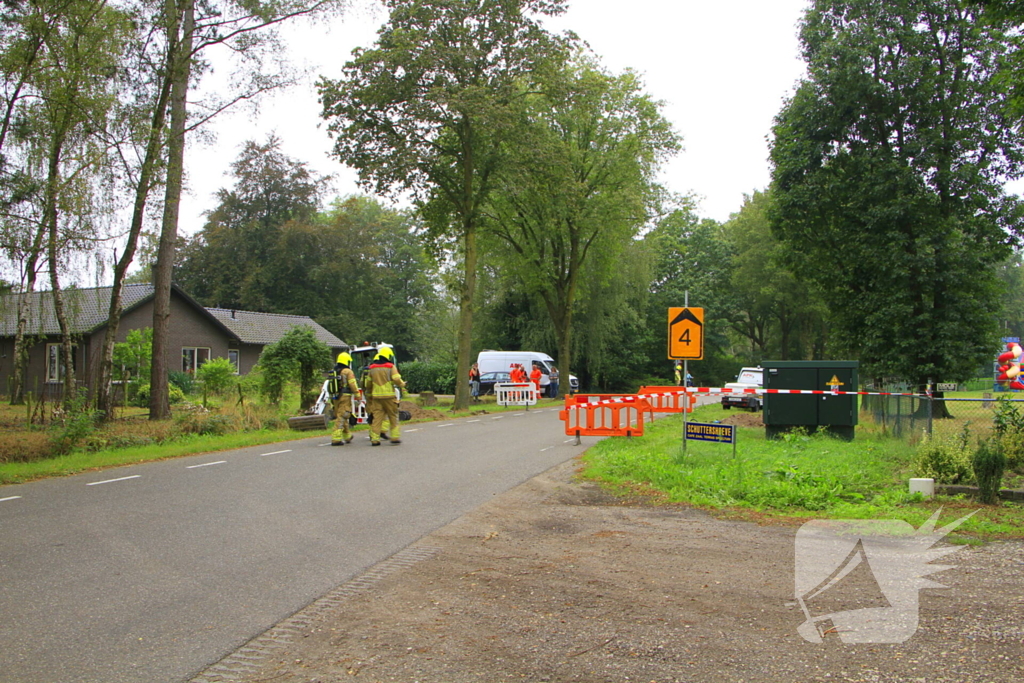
[670,297,703,453]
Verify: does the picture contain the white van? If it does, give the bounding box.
[476,350,578,394]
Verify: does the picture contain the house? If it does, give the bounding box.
[0,283,346,399]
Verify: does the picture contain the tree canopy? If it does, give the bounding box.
[770,0,1024,385]
[317,0,572,410]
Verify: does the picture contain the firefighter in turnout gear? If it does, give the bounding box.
[364,346,405,445]
[330,352,360,446]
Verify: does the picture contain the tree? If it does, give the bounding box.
[255,326,331,409]
[174,136,329,311]
[485,57,679,397]
[642,202,737,386]
[147,0,347,420]
[318,0,571,410]
[722,190,828,361]
[769,0,1024,397]
[0,0,128,407]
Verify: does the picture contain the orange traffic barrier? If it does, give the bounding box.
[637,386,697,414]
[560,394,652,443]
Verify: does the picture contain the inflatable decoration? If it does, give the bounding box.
[997,342,1024,391]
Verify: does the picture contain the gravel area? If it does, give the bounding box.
[203,458,1024,683]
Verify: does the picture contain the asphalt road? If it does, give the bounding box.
[0,405,584,683]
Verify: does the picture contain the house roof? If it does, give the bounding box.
[0,284,346,349]
[0,283,157,336]
[206,308,345,349]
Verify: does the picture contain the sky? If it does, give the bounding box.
[177,0,813,234]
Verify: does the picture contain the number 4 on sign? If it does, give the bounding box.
[668,307,704,360]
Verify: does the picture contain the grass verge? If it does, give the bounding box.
[580,405,1024,542]
[0,396,564,486]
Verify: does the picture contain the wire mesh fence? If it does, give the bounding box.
[860,381,1024,443]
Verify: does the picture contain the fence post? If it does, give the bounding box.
[927,377,933,438]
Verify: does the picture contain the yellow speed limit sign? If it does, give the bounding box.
[668,307,704,360]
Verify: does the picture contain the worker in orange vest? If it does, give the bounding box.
[529,362,542,393]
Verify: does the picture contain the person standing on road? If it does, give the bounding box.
[530,362,542,395]
[549,365,560,398]
[539,364,550,398]
[364,346,406,446]
[674,361,683,386]
[469,362,481,403]
[330,352,361,446]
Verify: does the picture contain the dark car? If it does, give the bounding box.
[478,371,511,395]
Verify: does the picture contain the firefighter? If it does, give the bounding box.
[331,352,361,446]
[364,346,405,445]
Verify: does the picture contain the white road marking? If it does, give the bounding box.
[564,439,576,443]
[540,447,553,452]
[437,423,455,428]
[186,461,226,469]
[405,428,420,432]
[260,449,292,457]
[87,475,141,486]
[0,496,21,503]
[490,416,505,420]
[467,419,481,423]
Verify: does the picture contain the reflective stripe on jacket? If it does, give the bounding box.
[365,362,405,398]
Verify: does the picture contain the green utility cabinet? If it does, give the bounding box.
[763,361,859,441]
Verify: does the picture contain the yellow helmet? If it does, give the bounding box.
[375,345,394,361]
[336,352,353,366]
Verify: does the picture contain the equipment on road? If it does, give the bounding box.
[313,342,411,426]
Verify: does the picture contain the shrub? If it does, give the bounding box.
[992,397,1024,474]
[401,361,457,394]
[973,438,1006,505]
[914,425,974,484]
[197,357,237,396]
[176,410,234,436]
[169,371,196,395]
[49,391,101,455]
[135,383,187,407]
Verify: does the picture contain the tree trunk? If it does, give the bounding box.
[150,0,194,420]
[9,225,47,405]
[44,127,75,410]
[453,221,477,411]
[95,64,174,419]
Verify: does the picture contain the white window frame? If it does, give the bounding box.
[45,343,77,383]
[182,347,211,374]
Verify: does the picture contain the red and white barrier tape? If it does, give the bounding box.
[573,387,926,409]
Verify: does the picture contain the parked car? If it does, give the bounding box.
[478,371,511,395]
[477,349,579,393]
[722,366,763,411]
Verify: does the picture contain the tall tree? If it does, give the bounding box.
[174,136,329,311]
[642,202,737,385]
[722,190,828,361]
[318,0,571,411]
[770,0,1024,395]
[485,57,679,396]
[0,0,127,406]
[147,0,346,419]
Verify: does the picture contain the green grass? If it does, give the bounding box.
[580,404,1024,541]
[0,428,306,485]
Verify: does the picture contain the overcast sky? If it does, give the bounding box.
[178,0,812,234]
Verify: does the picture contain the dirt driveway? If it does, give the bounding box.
[197,459,1024,683]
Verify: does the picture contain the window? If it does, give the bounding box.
[228,349,239,374]
[46,343,78,383]
[182,347,211,374]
